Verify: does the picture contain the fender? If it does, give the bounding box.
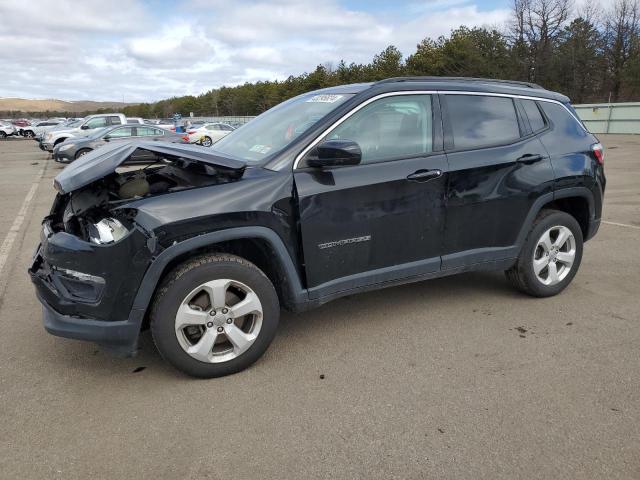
[515,186,595,248]
[127,226,308,329]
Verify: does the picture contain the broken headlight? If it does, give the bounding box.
[87,218,129,245]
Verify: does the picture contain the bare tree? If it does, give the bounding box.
[524,0,572,83]
[605,0,640,100]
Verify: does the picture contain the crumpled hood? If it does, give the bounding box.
[54,141,246,194]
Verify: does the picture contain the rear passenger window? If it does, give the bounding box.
[522,100,546,132]
[446,95,520,150]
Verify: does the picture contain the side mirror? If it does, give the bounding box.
[103,136,110,142]
[80,125,90,130]
[307,140,361,168]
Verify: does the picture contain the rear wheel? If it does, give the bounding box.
[201,136,212,147]
[506,209,583,297]
[0,131,6,139]
[150,254,280,378]
[75,148,92,159]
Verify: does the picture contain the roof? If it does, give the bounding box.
[320,76,570,103]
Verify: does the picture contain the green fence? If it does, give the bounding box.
[574,102,640,134]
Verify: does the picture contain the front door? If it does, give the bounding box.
[294,93,448,298]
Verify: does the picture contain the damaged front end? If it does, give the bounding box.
[29,141,246,355]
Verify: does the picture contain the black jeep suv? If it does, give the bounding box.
[30,77,605,378]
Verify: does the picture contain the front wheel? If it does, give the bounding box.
[150,254,280,378]
[24,130,34,138]
[201,136,212,147]
[506,209,583,297]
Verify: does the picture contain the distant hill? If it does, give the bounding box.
[0,97,138,113]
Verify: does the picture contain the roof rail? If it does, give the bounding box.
[373,76,544,89]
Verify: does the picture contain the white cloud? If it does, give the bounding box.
[0,0,512,103]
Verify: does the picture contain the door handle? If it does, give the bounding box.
[406,169,442,182]
[516,153,545,164]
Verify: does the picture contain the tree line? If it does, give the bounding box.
[5,0,639,119]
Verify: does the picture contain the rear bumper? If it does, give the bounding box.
[586,217,601,241]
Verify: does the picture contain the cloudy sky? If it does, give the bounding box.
[0,0,512,102]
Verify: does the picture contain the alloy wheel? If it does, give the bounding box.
[174,279,263,363]
[532,225,576,286]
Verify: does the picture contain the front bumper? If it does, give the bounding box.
[29,219,153,355]
[53,150,73,163]
[38,292,141,355]
[41,141,55,152]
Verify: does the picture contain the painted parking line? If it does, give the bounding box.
[0,166,46,277]
[602,220,640,231]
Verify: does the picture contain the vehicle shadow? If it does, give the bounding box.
[277,270,519,337]
[44,270,520,380]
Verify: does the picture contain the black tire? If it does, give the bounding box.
[75,148,92,159]
[0,131,6,139]
[54,138,67,147]
[201,136,212,147]
[24,130,34,138]
[150,254,280,378]
[506,209,583,297]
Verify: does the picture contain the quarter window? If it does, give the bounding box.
[522,100,546,132]
[446,95,520,150]
[324,95,433,164]
[135,127,162,136]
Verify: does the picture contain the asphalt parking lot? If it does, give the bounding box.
[0,136,638,479]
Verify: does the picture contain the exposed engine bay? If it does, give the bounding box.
[50,158,243,244]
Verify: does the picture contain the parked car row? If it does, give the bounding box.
[0,118,79,139]
[52,124,189,163]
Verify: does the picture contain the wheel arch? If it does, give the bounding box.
[130,227,307,332]
[517,188,595,247]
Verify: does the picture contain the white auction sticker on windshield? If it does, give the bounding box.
[306,94,344,103]
[249,144,272,154]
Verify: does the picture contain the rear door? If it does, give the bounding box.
[441,93,554,268]
[294,93,449,298]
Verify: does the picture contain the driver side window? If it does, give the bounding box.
[107,127,133,138]
[325,95,433,164]
[85,117,108,129]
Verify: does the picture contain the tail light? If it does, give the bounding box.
[591,143,604,165]
[181,135,189,142]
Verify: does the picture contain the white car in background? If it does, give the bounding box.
[186,122,235,146]
[41,113,128,151]
[22,120,65,139]
[0,121,16,139]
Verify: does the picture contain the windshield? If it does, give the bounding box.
[212,92,354,163]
